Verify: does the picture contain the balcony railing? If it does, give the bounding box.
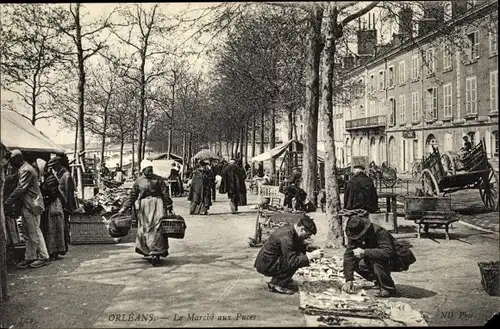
[345,115,387,130]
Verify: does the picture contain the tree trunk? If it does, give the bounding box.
[100,107,108,164]
[0,147,8,304]
[303,6,323,198]
[131,126,135,173]
[138,55,146,165]
[73,119,79,159]
[188,132,192,170]
[260,107,265,174]
[293,110,298,140]
[287,107,294,141]
[243,119,249,165]
[182,133,187,180]
[270,107,276,175]
[322,6,343,249]
[31,75,37,126]
[119,137,125,168]
[75,3,86,199]
[251,113,256,174]
[143,111,149,160]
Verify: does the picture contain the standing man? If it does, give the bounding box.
[4,150,49,268]
[254,215,323,295]
[282,167,302,209]
[461,135,472,152]
[341,211,416,297]
[219,159,247,214]
[343,165,378,213]
[47,156,77,253]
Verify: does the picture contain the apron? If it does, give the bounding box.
[135,196,169,256]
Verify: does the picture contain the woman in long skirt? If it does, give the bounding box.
[119,160,174,266]
[188,160,212,215]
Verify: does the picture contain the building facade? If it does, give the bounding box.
[339,0,498,172]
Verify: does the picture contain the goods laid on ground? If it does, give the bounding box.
[296,257,428,327]
[76,186,131,215]
[478,261,499,296]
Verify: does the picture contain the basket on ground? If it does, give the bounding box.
[70,213,118,244]
[478,261,499,296]
[160,215,187,239]
[108,213,132,238]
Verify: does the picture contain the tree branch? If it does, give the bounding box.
[341,1,380,26]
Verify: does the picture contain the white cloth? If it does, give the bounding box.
[140,160,154,172]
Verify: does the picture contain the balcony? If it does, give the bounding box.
[345,115,387,131]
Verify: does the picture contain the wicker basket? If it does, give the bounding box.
[108,213,132,238]
[478,261,499,296]
[70,213,118,245]
[160,215,186,239]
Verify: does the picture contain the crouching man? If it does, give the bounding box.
[254,215,323,295]
[341,212,416,298]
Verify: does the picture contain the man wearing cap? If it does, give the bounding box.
[282,167,302,209]
[4,150,50,268]
[343,165,378,213]
[219,159,247,214]
[254,215,323,295]
[342,211,413,298]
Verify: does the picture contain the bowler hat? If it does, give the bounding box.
[298,215,317,235]
[345,215,372,240]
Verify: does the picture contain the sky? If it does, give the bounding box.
[2,2,399,147]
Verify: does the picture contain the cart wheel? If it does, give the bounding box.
[479,162,498,211]
[411,162,422,183]
[382,167,397,188]
[421,169,440,196]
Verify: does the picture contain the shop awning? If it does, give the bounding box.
[1,110,65,154]
[251,139,297,162]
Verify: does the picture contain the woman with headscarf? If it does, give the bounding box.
[118,160,174,266]
[37,158,67,260]
[188,160,213,215]
[46,156,77,251]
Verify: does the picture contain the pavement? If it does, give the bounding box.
[1,191,499,328]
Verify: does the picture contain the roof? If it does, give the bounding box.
[1,110,65,154]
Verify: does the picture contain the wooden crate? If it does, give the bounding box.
[70,213,118,245]
[257,185,282,204]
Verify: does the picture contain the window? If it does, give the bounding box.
[491,71,498,112]
[398,61,406,85]
[443,43,453,71]
[411,91,420,122]
[389,98,396,126]
[443,83,453,118]
[399,94,406,124]
[425,87,438,120]
[370,75,374,93]
[493,131,499,157]
[370,100,376,116]
[467,31,480,60]
[465,76,477,115]
[379,71,385,90]
[490,29,498,56]
[388,67,394,87]
[359,105,364,117]
[425,48,436,76]
[412,55,420,81]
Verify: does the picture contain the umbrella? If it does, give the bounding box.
[192,149,220,160]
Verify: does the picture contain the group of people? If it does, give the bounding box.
[187,158,247,215]
[254,164,416,297]
[3,150,76,269]
[100,162,125,182]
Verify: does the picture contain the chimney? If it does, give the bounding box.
[418,2,444,37]
[398,6,413,36]
[452,0,468,19]
[357,15,377,57]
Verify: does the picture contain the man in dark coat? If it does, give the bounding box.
[254,215,323,295]
[219,159,247,214]
[342,212,416,297]
[343,165,378,213]
[282,167,302,209]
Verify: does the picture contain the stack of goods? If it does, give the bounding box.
[296,257,428,326]
[76,186,131,216]
[102,177,123,188]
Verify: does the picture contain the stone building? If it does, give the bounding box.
[338,0,498,172]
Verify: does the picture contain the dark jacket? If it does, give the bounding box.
[254,225,310,276]
[343,224,396,281]
[219,164,246,196]
[343,172,378,213]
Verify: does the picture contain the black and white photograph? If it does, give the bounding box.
[0,1,498,327]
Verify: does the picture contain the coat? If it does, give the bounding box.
[343,172,378,213]
[187,168,212,206]
[254,225,310,276]
[5,162,45,215]
[55,168,77,215]
[219,164,246,196]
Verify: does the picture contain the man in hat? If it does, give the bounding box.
[461,135,472,153]
[282,167,302,209]
[343,165,378,213]
[254,215,323,295]
[4,150,50,268]
[219,159,247,214]
[342,212,409,298]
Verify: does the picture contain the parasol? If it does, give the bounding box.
[192,149,220,160]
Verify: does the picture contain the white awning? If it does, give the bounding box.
[251,139,296,162]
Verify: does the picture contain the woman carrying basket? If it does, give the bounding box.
[118,160,174,266]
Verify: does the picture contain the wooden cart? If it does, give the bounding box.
[420,139,498,211]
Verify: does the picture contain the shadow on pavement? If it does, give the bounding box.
[165,254,223,266]
[396,284,437,299]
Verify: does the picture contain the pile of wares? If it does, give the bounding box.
[76,187,132,215]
